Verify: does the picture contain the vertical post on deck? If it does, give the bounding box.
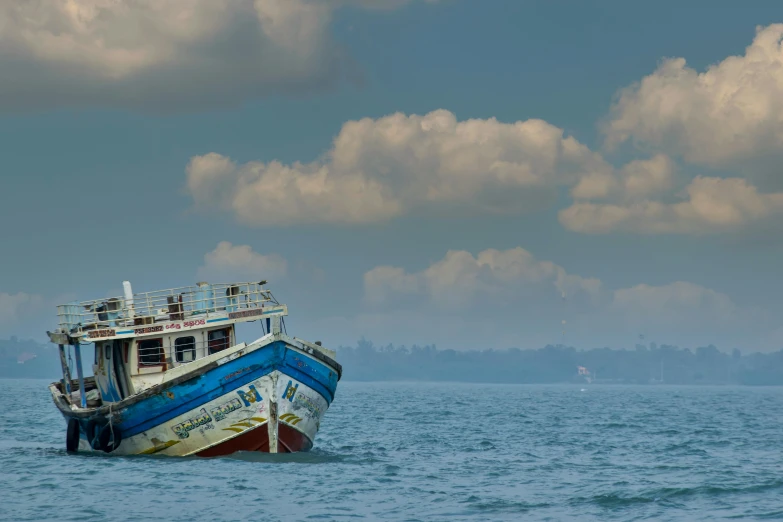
[71,339,87,408]
[58,344,72,395]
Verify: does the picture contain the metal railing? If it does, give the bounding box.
[57,282,277,334]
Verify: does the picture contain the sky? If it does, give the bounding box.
[2,0,783,352]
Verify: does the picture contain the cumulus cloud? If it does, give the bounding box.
[0,0,437,111]
[180,24,783,235]
[197,241,287,282]
[364,247,603,309]
[604,23,783,166]
[560,175,783,234]
[360,247,765,350]
[610,281,738,326]
[570,154,675,201]
[186,109,609,225]
[561,152,783,235]
[590,281,764,349]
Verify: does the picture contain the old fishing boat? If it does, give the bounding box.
[46,280,341,456]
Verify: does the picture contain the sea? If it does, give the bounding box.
[2,379,783,521]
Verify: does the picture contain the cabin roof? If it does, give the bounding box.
[49,281,286,344]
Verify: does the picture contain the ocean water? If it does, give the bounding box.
[2,379,783,521]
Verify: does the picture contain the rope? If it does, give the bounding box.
[105,402,116,449]
[107,402,114,439]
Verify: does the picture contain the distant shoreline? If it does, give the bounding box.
[5,376,783,388]
[5,338,783,386]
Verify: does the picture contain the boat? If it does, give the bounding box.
[46,280,342,456]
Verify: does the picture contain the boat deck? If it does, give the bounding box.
[54,281,280,342]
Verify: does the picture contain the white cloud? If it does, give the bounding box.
[197,241,287,282]
[360,247,768,350]
[591,281,761,348]
[186,109,610,226]
[364,247,603,309]
[560,175,783,234]
[604,23,783,166]
[364,266,419,305]
[570,154,675,201]
[188,108,781,235]
[0,0,437,111]
[610,281,738,325]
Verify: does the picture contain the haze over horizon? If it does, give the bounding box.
[2,1,783,353]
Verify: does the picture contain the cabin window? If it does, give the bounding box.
[208,328,230,355]
[138,338,165,366]
[105,344,111,360]
[175,336,196,363]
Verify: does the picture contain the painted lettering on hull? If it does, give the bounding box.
[210,398,243,421]
[88,329,116,339]
[228,308,265,320]
[293,393,322,419]
[135,325,163,335]
[172,408,213,439]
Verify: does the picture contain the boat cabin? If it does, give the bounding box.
[49,281,287,408]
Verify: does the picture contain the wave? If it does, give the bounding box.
[573,480,783,508]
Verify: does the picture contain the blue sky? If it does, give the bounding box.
[2,1,783,352]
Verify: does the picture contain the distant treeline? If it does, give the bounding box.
[3,336,783,385]
[335,339,783,385]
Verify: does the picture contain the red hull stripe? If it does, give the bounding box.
[195,423,313,457]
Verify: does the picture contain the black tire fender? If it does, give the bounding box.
[66,418,80,453]
[98,424,123,453]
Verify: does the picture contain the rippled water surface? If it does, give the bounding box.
[2,379,783,521]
